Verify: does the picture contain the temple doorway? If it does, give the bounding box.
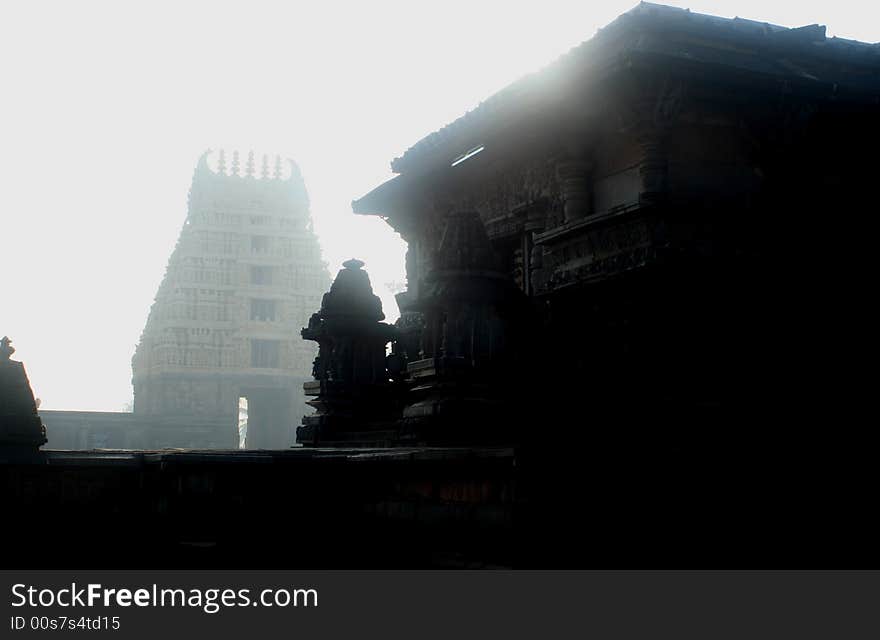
[238,387,294,449]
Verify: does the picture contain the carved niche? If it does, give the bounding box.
[437,156,564,231]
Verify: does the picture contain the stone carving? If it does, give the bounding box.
[614,75,687,204]
[0,336,47,452]
[392,292,426,366]
[298,260,399,446]
[0,335,14,360]
[548,245,661,288]
[652,77,685,130]
[557,158,594,222]
[399,212,530,443]
[445,157,563,227]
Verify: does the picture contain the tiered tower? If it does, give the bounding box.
[132,150,330,448]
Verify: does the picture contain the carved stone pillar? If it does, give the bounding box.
[618,75,684,206]
[400,212,529,445]
[637,131,669,205]
[392,291,424,364]
[403,241,420,300]
[557,158,594,222]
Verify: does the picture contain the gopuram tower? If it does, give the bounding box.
[132,150,330,449]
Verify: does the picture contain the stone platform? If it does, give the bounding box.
[4,439,878,569]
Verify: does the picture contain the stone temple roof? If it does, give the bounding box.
[387,2,880,177]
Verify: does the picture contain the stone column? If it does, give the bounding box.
[400,212,530,444]
[637,130,669,205]
[633,78,683,205]
[557,158,594,222]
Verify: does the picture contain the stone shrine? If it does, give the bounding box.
[298,259,399,446]
[0,336,47,455]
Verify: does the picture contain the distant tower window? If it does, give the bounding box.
[251,235,270,253]
[250,265,273,285]
[250,299,277,321]
[251,339,280,368]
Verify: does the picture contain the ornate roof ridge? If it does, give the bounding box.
[195,149,302,182]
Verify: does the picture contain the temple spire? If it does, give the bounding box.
[217,149,227,175]
[134,150,329,448]
[231,151,240,176]
[245,151,255,178]
[273,155,283,180]
[261,154,270,180]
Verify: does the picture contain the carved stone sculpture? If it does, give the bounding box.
[0,336,47,453]
[400,212,530,444]
[297,260,399,446]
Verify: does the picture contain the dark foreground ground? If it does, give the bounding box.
[3,437,876,569]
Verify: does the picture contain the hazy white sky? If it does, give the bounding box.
[2,0,877,411]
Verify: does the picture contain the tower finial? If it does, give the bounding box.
[273,155,282,180]
[217,149,227,175]
[196,149,212,174]
[231,150,240,176]
[0,336,15,361]
[286,158,299,182]
[245,151,255,178]
[261,154,270,180]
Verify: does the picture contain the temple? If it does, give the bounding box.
[304,2,879,450]
[3,4,879,568]
[129,150,330,448]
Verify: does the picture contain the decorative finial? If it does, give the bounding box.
[286,158,299,181]
[196,149,212,174]
[261,154,270,180]
[273,155,282,180]
[217,149,227,175]
[1,336,15,361]
[231,150,240,176]
[343,259,365,270]
[245,151,255,177]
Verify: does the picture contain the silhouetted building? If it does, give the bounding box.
[132,150,329,448]
[320,1,880,449]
